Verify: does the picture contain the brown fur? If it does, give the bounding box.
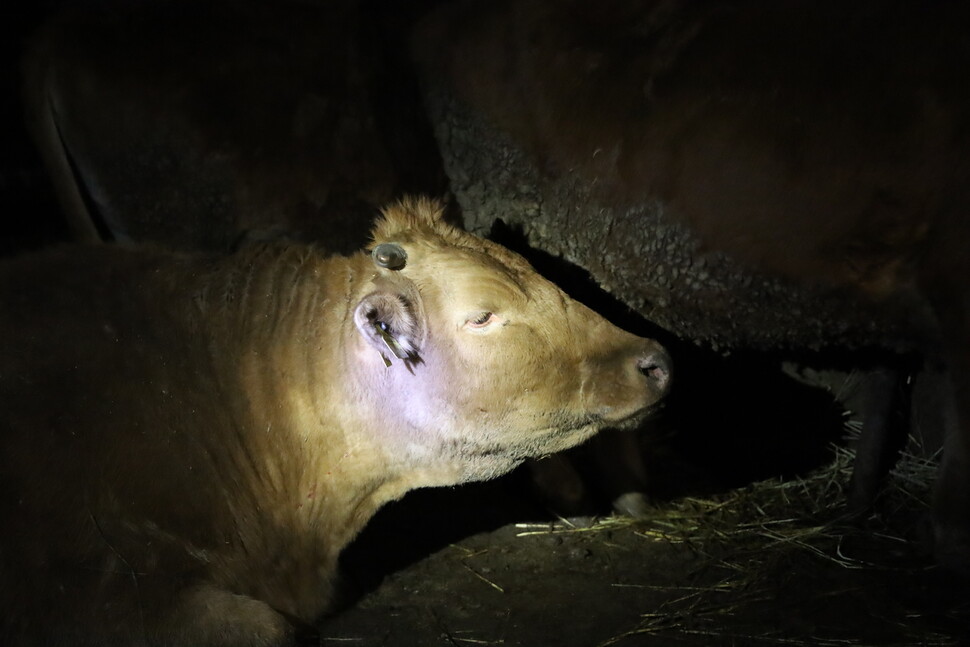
[413,0,970,567]
[0,198,669,646]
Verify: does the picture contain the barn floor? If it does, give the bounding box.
[326,431,969,647]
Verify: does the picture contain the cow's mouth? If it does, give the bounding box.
[603,399,666,431]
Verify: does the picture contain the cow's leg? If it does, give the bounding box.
[923,263,970,571]
[530,431,653,517]
[529,454,595,516]
[933,347,970,572]
[847,368,913,513]
[593,429,653,517]
[152,584,310,647]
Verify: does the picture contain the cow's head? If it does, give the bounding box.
[350,197,670,483]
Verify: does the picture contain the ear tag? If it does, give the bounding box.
[375,321,410,364]
[372,243,407,270]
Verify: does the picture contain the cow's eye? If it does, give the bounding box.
[466,312,497,329]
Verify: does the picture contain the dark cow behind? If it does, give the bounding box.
[0,198,670,646]
[23,0,444,252]
[412,0,970,567]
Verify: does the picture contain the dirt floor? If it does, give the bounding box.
[325,423,970,647]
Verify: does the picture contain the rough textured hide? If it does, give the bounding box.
[412,0,970,566]
[414,0,970,353]
[22,0,445,252]
[0,198,669,646]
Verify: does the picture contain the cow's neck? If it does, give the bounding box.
[195,247,411,553]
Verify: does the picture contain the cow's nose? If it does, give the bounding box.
[637,347,671,396]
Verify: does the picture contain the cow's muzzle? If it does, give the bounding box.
[585,339,672,427]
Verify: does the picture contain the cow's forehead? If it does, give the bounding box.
[423,244,532,304]
[370,197,548,299]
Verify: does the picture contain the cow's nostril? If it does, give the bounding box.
[637,349,671,394]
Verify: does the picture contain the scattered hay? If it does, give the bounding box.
[518,420,966,646]
[518,421,934,556]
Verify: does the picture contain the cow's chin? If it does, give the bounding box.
[446,422,603,484]
[604,402,662,432]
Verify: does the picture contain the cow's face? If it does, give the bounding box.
[352,198,670,482]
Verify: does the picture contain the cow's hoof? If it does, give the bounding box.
[166,585,294,647]
[612,491,653,518]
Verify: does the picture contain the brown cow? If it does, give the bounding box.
[0,198,670,646]
[19,0,658,519]
[412,0,970,568]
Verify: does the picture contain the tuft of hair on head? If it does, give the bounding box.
[370,196,460,246]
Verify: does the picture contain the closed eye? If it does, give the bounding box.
[466,312,500,329]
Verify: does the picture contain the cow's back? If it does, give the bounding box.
[1,248,222,639]
[0,246,343,643]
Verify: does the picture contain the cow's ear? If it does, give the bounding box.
[353,292,422,365]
